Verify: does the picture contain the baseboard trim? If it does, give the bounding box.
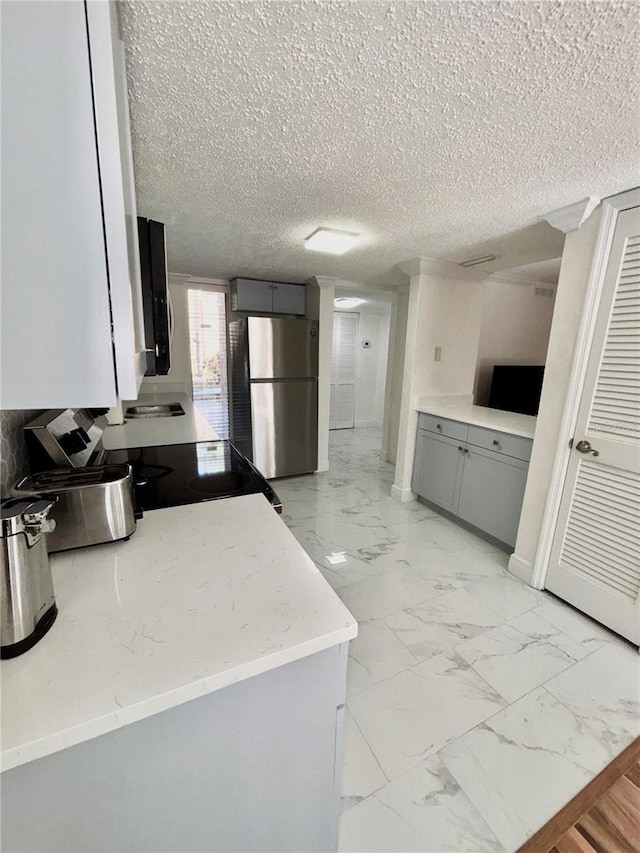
[355,420,383,429]
[508,554,534,585]
[316,456,330,473]
[391,484,416,504]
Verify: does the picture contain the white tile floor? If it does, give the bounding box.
[277,427,640,853]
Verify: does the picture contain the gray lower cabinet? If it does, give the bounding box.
[457,446,529,548]
[1,645,348,853]
[413,414,532,549]
[412,431,465,514]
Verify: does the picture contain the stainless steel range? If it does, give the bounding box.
[23,409,281,515]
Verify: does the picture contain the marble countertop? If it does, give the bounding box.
[101,392,219,450]
[0,494,357,772]
[416,396,537,439]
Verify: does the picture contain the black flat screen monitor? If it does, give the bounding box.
[488,365,545,416]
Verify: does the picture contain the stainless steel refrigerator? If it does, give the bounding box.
[229,317,319,478]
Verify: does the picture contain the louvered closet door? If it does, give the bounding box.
[546,205,640,643]
[330,312,358,429]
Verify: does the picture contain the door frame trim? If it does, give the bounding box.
[531,187,640,590]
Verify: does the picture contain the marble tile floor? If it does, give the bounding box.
[277,427,640,853]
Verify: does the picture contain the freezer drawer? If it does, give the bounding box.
[250,380,318,478]
[248,317,319,379]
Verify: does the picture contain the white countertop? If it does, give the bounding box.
[101,392,219,450]
[0,494,357,772]
[416,395,537,439]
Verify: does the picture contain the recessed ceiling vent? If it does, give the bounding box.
[458,254,497,268]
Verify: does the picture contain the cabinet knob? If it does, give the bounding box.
[436,423,442,430]
[492,439,500,446]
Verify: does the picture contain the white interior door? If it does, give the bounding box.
[330,313,358,430]
[546,204,640,644]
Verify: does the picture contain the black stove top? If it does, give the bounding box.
[104,440,280,513]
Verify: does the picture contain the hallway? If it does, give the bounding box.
[276,428,640,852]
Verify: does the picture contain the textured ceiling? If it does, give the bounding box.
[120,0,640,284]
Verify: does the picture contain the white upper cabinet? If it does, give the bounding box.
[0,1,145,410]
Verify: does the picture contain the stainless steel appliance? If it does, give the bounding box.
[105,441,282,513]
[1,497,58,658]
[23,409,281,515]
[229,317,319,478]
[138,217,171,376]
[24,408,108,472]
[13,465,137,553]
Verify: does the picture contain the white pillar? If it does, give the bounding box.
[391,265,428,501]
[315,277,337,472]
[390,258,486,503]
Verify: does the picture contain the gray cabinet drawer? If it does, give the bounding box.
[418,413,468,442]
[467,425,533,461]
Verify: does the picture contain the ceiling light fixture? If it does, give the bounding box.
[304,228,360,255]
[458,254,497,268]
[334,297,364,310]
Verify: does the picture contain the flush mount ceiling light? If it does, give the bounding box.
[304,228,360,255]
[334,297,364,309]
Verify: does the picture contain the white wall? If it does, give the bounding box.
[512,208,602,577]
[352,310,390,428]
[392,266,485,500]
[474,278,556,406]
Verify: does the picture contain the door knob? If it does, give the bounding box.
[575,440,599,457]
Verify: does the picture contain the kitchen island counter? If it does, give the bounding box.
[101,391,220,450]
[0,494,357,773]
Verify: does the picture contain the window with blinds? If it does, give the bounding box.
[187,287,230,439]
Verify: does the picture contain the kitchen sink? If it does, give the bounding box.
[125,403,185,419]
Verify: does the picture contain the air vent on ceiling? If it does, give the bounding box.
[458,254,497,268]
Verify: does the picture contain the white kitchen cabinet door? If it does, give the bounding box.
[546,203,640,644]
[0,1,145,409]
[86,0,147,400]
[1,0,116,409]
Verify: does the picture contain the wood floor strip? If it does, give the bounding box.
[552,826,595,852]
[517,738,640,853]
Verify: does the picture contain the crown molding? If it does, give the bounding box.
[312,276,339,289]
[541,196,600,233]
[167,273,230,287]
[397,256,489,282]
[488,271,558,288]
[167,273,191,285]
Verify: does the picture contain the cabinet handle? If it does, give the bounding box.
[436,424,442,431]
[458,446,463,452]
